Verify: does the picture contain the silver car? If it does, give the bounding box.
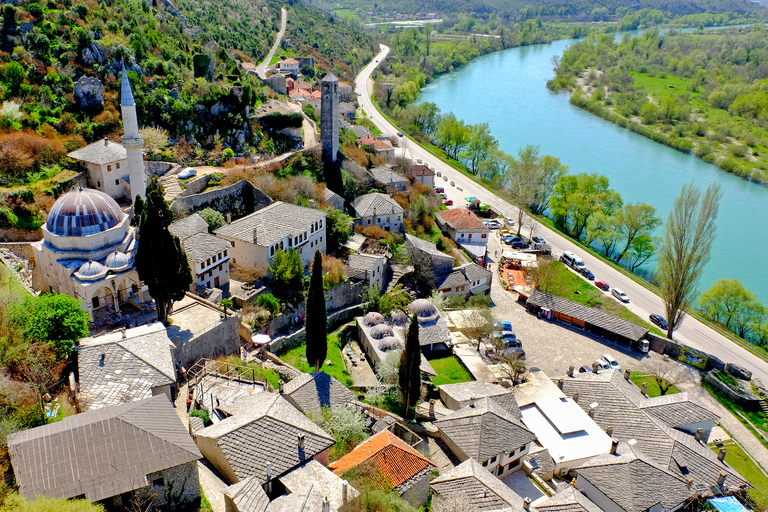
[612,288,630,303]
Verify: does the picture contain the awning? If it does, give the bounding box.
[708,497,750,512]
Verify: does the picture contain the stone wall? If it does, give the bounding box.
[267,304,363,353]
[59,171,88,193]
[704,370,762,409]
[327,280,365,310]
[145,161,179,176]
[172,312,240,369]
[136,460,200,508]
[645,332,726,372]
[170,179,272,216]
[341,156,376,190]
[180,173,212,197]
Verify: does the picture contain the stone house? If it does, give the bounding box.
[328,430,436,508]
[404,234,454,275]
[407,164,435,187]
[215,201,327,271]
[435,263,492,297]
[320,187,345,211]
[435,208,490,264]
[68,138,132,200]
[170,213,232,294]
[279,460,360,511]
[276,58,299,76]
[345,252,387,291]
[76,322,176,411]
[357,136,396,162]
[430,459,529,510]
[349,193,404,232]
[8,395,201,508]
[370,167,408,191]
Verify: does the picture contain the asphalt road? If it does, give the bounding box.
[256,7,287,80]
[356,43,768,385]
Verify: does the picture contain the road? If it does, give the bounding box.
[256,7,287,80]
[356,44,768,385]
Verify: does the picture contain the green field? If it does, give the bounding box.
[279,327,352,387]
[710,439,768,508]
[429,355,474,386]
[629,372,680,398]
[332,9,357,20]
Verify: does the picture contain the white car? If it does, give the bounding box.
[594,359,611,371]
[178,167,197,179]
[601,354,621,372]
[612,288,630,303]
[484,219,502,229]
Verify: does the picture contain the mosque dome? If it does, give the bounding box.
[77,260,107,278]
[409,299,439,322]
[369,324,395,340]
[378,336,403,352]
[362,312,385,327]
[46,188,124,237]
[390,310,409,327]
[105,250,131,269]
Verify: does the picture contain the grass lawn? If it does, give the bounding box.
[429,355,474,386]
[628,372,680,398]
[331,8,357,19]
[269,55,281,66]
[279,326,352,387]
[0,259,31,303]
[702,379,768,450]
[710,439,768,508]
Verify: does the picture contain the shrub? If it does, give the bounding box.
[0,101,23,130]
[256,292,281,314]
[197,207,225,231]
[222,147,235,162]
[320,254,346,289]
[190,407,211,426]
[0,207,18,228]
[467,293,492,309]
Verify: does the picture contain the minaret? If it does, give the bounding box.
[120,67,145,205]
[320,73,339,163]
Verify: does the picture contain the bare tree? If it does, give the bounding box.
[656,183,722,339]
[129,492,158,512]
[527,257,562,295]
[453,308,493,352]
[17,343,67,423]
[640,358,692,396]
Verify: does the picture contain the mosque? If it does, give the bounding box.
[31,69,147,320]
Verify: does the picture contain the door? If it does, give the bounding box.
[214,276,220,288]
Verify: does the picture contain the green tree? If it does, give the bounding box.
[436,113,470,159]
[256,292,280,314]
[549,173,621,239]
[379,284,411,317]
[268,248,303,298]
[615,203,661,264]
[625,234,656,272]
[197,207,225,232]
[324,208,352,249]
[399,313,421,418]
[698,279,766,340]
[9,293,88,357]
[656,182,722,339]
[460,123,497,173]
[134,176,193,324]
[306,251,327,371]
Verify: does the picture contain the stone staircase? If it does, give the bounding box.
[159,173,183,202]
[260,357,302,381]
[384,263,414,293]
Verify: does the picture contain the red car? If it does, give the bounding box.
[595,280,610,291]
[435,187,445,193]
[443,199,453,206]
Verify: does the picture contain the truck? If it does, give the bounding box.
[636,338,650,354]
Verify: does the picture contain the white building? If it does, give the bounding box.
[277,57,300,75]
[408,164,435,187]
[214,202,327,271]
[350,193,404,232]
[31,188,142,320]
[435,208,489,264]
[170,213,231,293]
[346,252,387,290]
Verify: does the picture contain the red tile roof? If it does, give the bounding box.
[436,208,488,232]
[373,140,394,151]
[409,164,434,177]
[329,430,435,489]
[358,136,376,145]
[281,58,299,65]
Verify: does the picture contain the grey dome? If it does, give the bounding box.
[369,324,394,340]
[363,312,385,327]
[77,260,106,278]
[390,310,409,326]
[46,188,124,237]
[105,251,130,269]
[378,336,403,352]
[409,299,439,321]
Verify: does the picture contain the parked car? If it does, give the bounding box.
[438,192,448,199]
[434,187,445,193]
[595,280,610,291]
[493,321,513,332]
[178,167,197,179]
[443,199,453,206]
[509,241,528,249]
[484,219,502,229]
[580,268,595,280]
[601,354,622,372]
[532,236,546,244]
[650,313,669,330]
[501,346,525,359]
[503,235,522,244]
[443,175,449,181]
[396,132,403,137]
[612,288,630,303]
[499,228,513,236]
[578,365,592,373]
[594,359,611,371]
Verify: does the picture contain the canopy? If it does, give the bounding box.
[709,497,750,512]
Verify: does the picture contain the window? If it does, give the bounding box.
[92,296,99,308]
[482,460,488,467]
[224,250,228,257]
[97,181,101,187]
[490,456,497,464]
[116,162,120,169]
[367,219,371,225]
[232,241,236,248]
[320,237,322,242]
[387,217,390,222]
[107,165,112,172]
[482,233,487,238]
[270,246,275,257]
[468,233,472,238]
[233,258,237,264]
[153,478,164,488]
[319,220,323,228]
[207,258,211,266]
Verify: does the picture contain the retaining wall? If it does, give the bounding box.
[704,370,762,409]
[266,304,363,353]
[180,173,212,197]
[170,179,272,216]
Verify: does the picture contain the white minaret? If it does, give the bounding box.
[120,67,145,204]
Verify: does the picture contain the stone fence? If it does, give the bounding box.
[170,179,272,216]
[703,370,762,409]
[644,332,726,372]
[145,161,179,176]
[179,173,212,197]
[266,303,363,354]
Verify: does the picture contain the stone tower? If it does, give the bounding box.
[320,73,339,163]
[120,67,145,205]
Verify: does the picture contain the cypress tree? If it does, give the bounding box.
[306,250,327,371]
[399,313,421,418]
[134,176,192,324]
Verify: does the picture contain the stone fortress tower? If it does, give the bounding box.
[120,67,146,204]
[320,73,339,163]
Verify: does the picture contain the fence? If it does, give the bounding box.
[266,303,364,353]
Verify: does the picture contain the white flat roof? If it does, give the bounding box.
[520,397,611,465]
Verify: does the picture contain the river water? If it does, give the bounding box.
[418,34,768,301]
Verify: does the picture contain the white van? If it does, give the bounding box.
[561,251,586,271]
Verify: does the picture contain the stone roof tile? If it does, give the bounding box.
[215,202,327,247]
[281,371,355,416]
[350,193,404,219]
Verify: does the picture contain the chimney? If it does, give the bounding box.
[298,433,305,449]
[592,361,599,374]
[557,379,564,390]
[342,480,348,504]
[641,382,648,396]
[685,476,694,490]
[309,199,316,209]
[606,426,614,437]
[572,393,579,404]
[469,396,476,408]
[104,137,108,146]
[523,497,531,510]
[121,327,127,339]
[279,381,284,394]
[253,227,258,241]
[624,369,631,381]
[588,409,596,419]
[322,497,330,512]
[226,212,232,224]
[717,472,727,487]
[718,448,727,462]
[567,365,574,377]
[695,428,704,442]
[266,461,273,493]
[429,399,435,417]
[610,438,619,455]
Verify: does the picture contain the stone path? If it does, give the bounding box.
[160,173,183,201]
[453,344,497,382]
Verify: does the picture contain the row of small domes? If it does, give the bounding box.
[77,251,132,277]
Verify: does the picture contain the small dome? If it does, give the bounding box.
[46,188,124,237]
[378,336,403,352]
[105,251,130,269]
[363,312,385,327]
[409,299,439,321]
[390,310,409,326]
[369,324,395,340]
[77,260,106,278]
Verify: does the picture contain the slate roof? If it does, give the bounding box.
[182,232,232,263]
[520,448,556,478]
[405,233,453,261]
[347,252,384,274]
[267,484,337,512]
[77,322,176,410]
[8,395,201,502]
[215,202,327,248]
[439,381,523,418]
[418,318,452,348]
[435,397,536,462]
[574,442,692,512]
[224,476,270,512]
[281,371,355,416]
[68,139,127,165]
[196,393,335,484]
[350,125,372,138]
[436,208,489,233]
[409,164,434,177]
[527,290,649,342]
[535,487,604,512]
[169,213,210,241]
[430,459,525,511]
[329,430,435,493]
[638,392,720,428]
[350,193,404,218]
[435,263,492,290]
[279,459,360,511]
[370,167,407,186]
